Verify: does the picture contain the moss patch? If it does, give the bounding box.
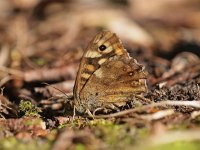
[149,141,200,150]
[19,100,42,117]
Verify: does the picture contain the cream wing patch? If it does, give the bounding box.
[98,58,107,65]
[86,64,95,72]
[94,68,103,78]
[100,44,113,54]
[85,50,102,58]
[81,73,91,79]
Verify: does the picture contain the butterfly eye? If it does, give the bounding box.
[99,45,107,51]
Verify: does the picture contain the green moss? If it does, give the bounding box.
[23,117,43,126]
[137,128,149,139]
[192,116,200,126]
[0,137,51,150]
[88,119,149,150]
[88,119,114,126]
[64,117,89,129]
[149,141,200,150]
[75,144,86,150]
[19,100,42,117]
[31,57,47,66]
[58,123,67,129]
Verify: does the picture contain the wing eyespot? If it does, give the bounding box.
[129,72,134,76]
[99,45,107,51]
[123,67,127,71]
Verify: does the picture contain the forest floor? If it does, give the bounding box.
[0,1,200,150]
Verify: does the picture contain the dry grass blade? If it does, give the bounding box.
[150,130,200,145]
[135,130,200,150]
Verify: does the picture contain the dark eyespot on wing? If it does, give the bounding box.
[99,45,107,51]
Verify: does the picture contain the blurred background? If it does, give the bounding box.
[0,1,200,150]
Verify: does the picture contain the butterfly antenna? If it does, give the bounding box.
[42,82,71,99]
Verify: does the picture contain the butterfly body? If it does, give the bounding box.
[73,31,147,113]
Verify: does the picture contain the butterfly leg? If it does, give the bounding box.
[135,95,152,104]
[72,105,76,121]
[86,109,95,119]
[102,104,121,113]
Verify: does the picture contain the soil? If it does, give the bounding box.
[0,1,200,150]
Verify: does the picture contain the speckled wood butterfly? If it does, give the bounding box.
[73,31,147,115]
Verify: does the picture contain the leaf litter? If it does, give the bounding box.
[0,0,200,150]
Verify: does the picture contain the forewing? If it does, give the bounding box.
[74,31,129,102]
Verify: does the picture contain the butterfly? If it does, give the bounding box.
[73,31,147,115]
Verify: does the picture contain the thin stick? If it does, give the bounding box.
[139,109,175,121]
[94,100,200,119]
[0,76,14,87]
[0,66,23,77]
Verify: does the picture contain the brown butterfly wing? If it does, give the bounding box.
[73,31,129,112]
[78,57,148,112]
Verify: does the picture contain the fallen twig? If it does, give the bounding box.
[0,66,23,78]
[139,109,175,121]
[153,61,200,86]
[191,110,200,119]
[95,100,200,118]
[23,64,78,82]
